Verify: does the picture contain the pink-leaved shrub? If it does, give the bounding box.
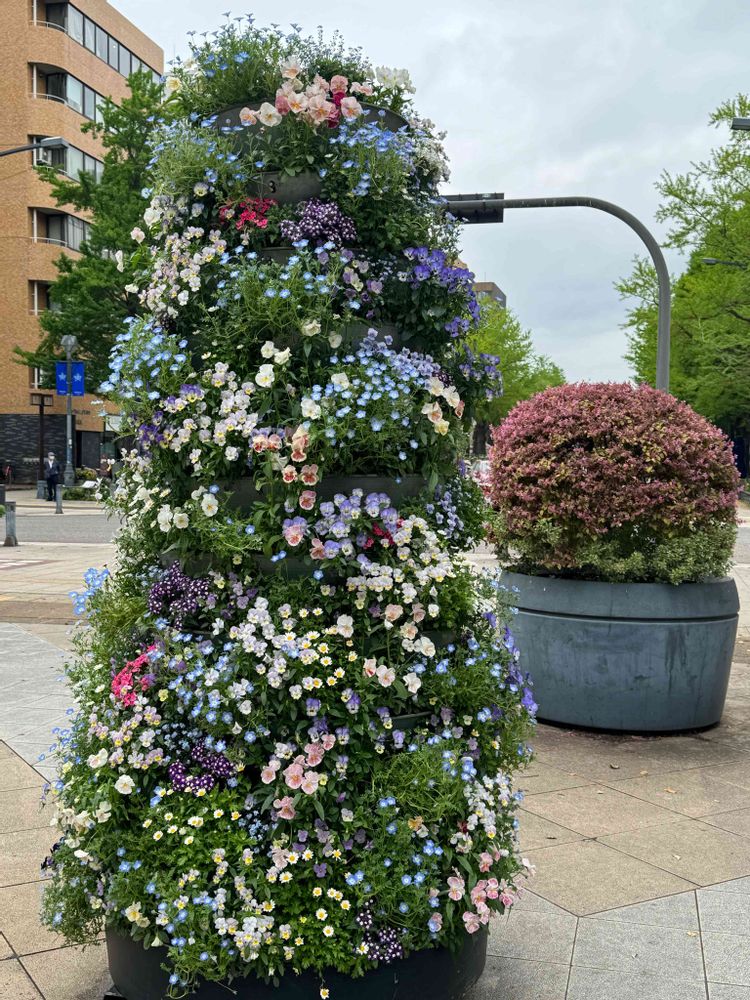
[488,382,739,584]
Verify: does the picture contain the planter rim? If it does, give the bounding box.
[502,569,739,621]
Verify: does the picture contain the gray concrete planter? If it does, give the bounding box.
[503,571,739,732]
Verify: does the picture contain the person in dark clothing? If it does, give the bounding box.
[44,452,61,501]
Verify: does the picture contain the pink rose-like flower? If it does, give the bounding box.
[301,771,319,795]
[299,490,316,510]
[340,96,363,121]
[284,762,304,789]
[330,74,348,94]
[463,911,481,934]
[447,876,465,901]
[273,796,296,820]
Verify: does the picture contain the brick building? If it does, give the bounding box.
[0,1,162,482]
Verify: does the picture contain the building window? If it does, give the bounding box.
[39,212,90,251]
[40,3,160,81]
[31,136,103,180]
[30,367,46,390]
[66,75,83,113]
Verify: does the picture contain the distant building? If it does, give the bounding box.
[473,281,507,309]
[0,1,163,482]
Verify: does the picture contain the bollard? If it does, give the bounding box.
[55,484,64,514]
[3,500,18,546]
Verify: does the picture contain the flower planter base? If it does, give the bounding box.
[503,571,739,732]
[106,925,487,1000]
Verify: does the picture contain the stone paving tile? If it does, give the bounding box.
[22,943,112,1000]
[0,882,62,956]
[0,786,51,835]
[0,828,56,887]
[467,955,570,1000]
[697,888,750,935]
[517,809,584,851]
[521,783,683,838]
[0,932,12,960]
[0,959,43,999]
[698,707,750,752]
[600,769,750,819]
[703,931,750,987]
[518,761,590,795]
[702,760,750,792]
[512,890,573,915]
[572,915,705,981]
[488,908,578,964]
[706,876,750,895]
[567,967,708,1000]
[0,755,45,792]
[709,986,750,999]
[589,889,699,929]
[526,840,696,914]
[600,819,750,886]
[703,809,750,839]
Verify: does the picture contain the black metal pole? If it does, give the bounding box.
[446,194,671,391]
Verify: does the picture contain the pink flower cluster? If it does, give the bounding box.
[111,646,157,707]
[488,382,739,569]
[262,734,337,804]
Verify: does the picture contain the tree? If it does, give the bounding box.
[15,71,165,388]
[467,299,565,453]
[617,94,750,434]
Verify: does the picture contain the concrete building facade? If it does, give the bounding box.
[0,1,162,482]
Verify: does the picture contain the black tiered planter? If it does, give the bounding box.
[224,473,429,512]
[106,925,487,1000]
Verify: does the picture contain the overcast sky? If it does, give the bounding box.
[115,0,750,381]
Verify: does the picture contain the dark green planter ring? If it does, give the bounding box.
[503,570,739,732]
[341,321,406,350]
[423,629,458,648]
[392,711,432,732]
[259,246,364,266]
[315,473,428,505]
[107,924,486,1000]
[249,169,323,204]
[222,474,429,512]
[252,553,319,579]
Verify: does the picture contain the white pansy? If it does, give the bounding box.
[301,397,321,419]
[255,364,275,388]
[163,75,181,96]
[201,493,219,517]
[274,348,290,365]
[260,341,276,359]
[130,227,145,244]
[301,319,321,337]
[258,102,282,127]
[87,748,108,769]
[332,373,350,390]
[114,774,135,795]
[173,511,189,530]
[114,250,125,273]
[404,671,422,694]
[143,205,161,227]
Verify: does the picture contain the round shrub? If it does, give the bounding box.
[488,382,739,584]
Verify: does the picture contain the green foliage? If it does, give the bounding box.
[14,71,166,389]
[467,300,564,427]
[617,94,750,432]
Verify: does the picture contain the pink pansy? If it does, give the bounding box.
[299,489,316,510]
[376,664,396,687]
[351,81,374,96]
[305,744,324,767]
[261,766,278,785]
[500,891,516,907]
[273,796,296,820]
[301,771,319,795]
[313,74,330,92]
[239,106,257,126]
[479,852,494,873]
[282,466,298,483]
[485,878,500,899]
[339,96,363,120]
[321,733,336,751]
[463,912,481,934]
[275,91,291,115]
[287,91,308,114]
[284,762,304,789]
[300,464,319,485]
[447,876,465,901]
[268,433,283,451]
[330,74,348,94]
[310,538,326,560]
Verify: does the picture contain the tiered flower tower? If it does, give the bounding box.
[42,20,535,1000]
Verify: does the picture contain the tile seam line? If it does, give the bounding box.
[695,887,710,997]
[563,912,579,999]
[589,835,735,888]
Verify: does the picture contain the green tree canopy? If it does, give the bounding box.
[617,94,750,433]
[467,299,565,452]
[16,70,165,389]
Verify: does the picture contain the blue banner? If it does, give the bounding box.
[55,361,85,396]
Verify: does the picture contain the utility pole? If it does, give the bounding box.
[61,334,78,488]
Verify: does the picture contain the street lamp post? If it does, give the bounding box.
[445,193,672,391]
[60,334,78,488]
[0,137,69,159]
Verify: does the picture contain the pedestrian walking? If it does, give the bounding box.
[44,452,61,501]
